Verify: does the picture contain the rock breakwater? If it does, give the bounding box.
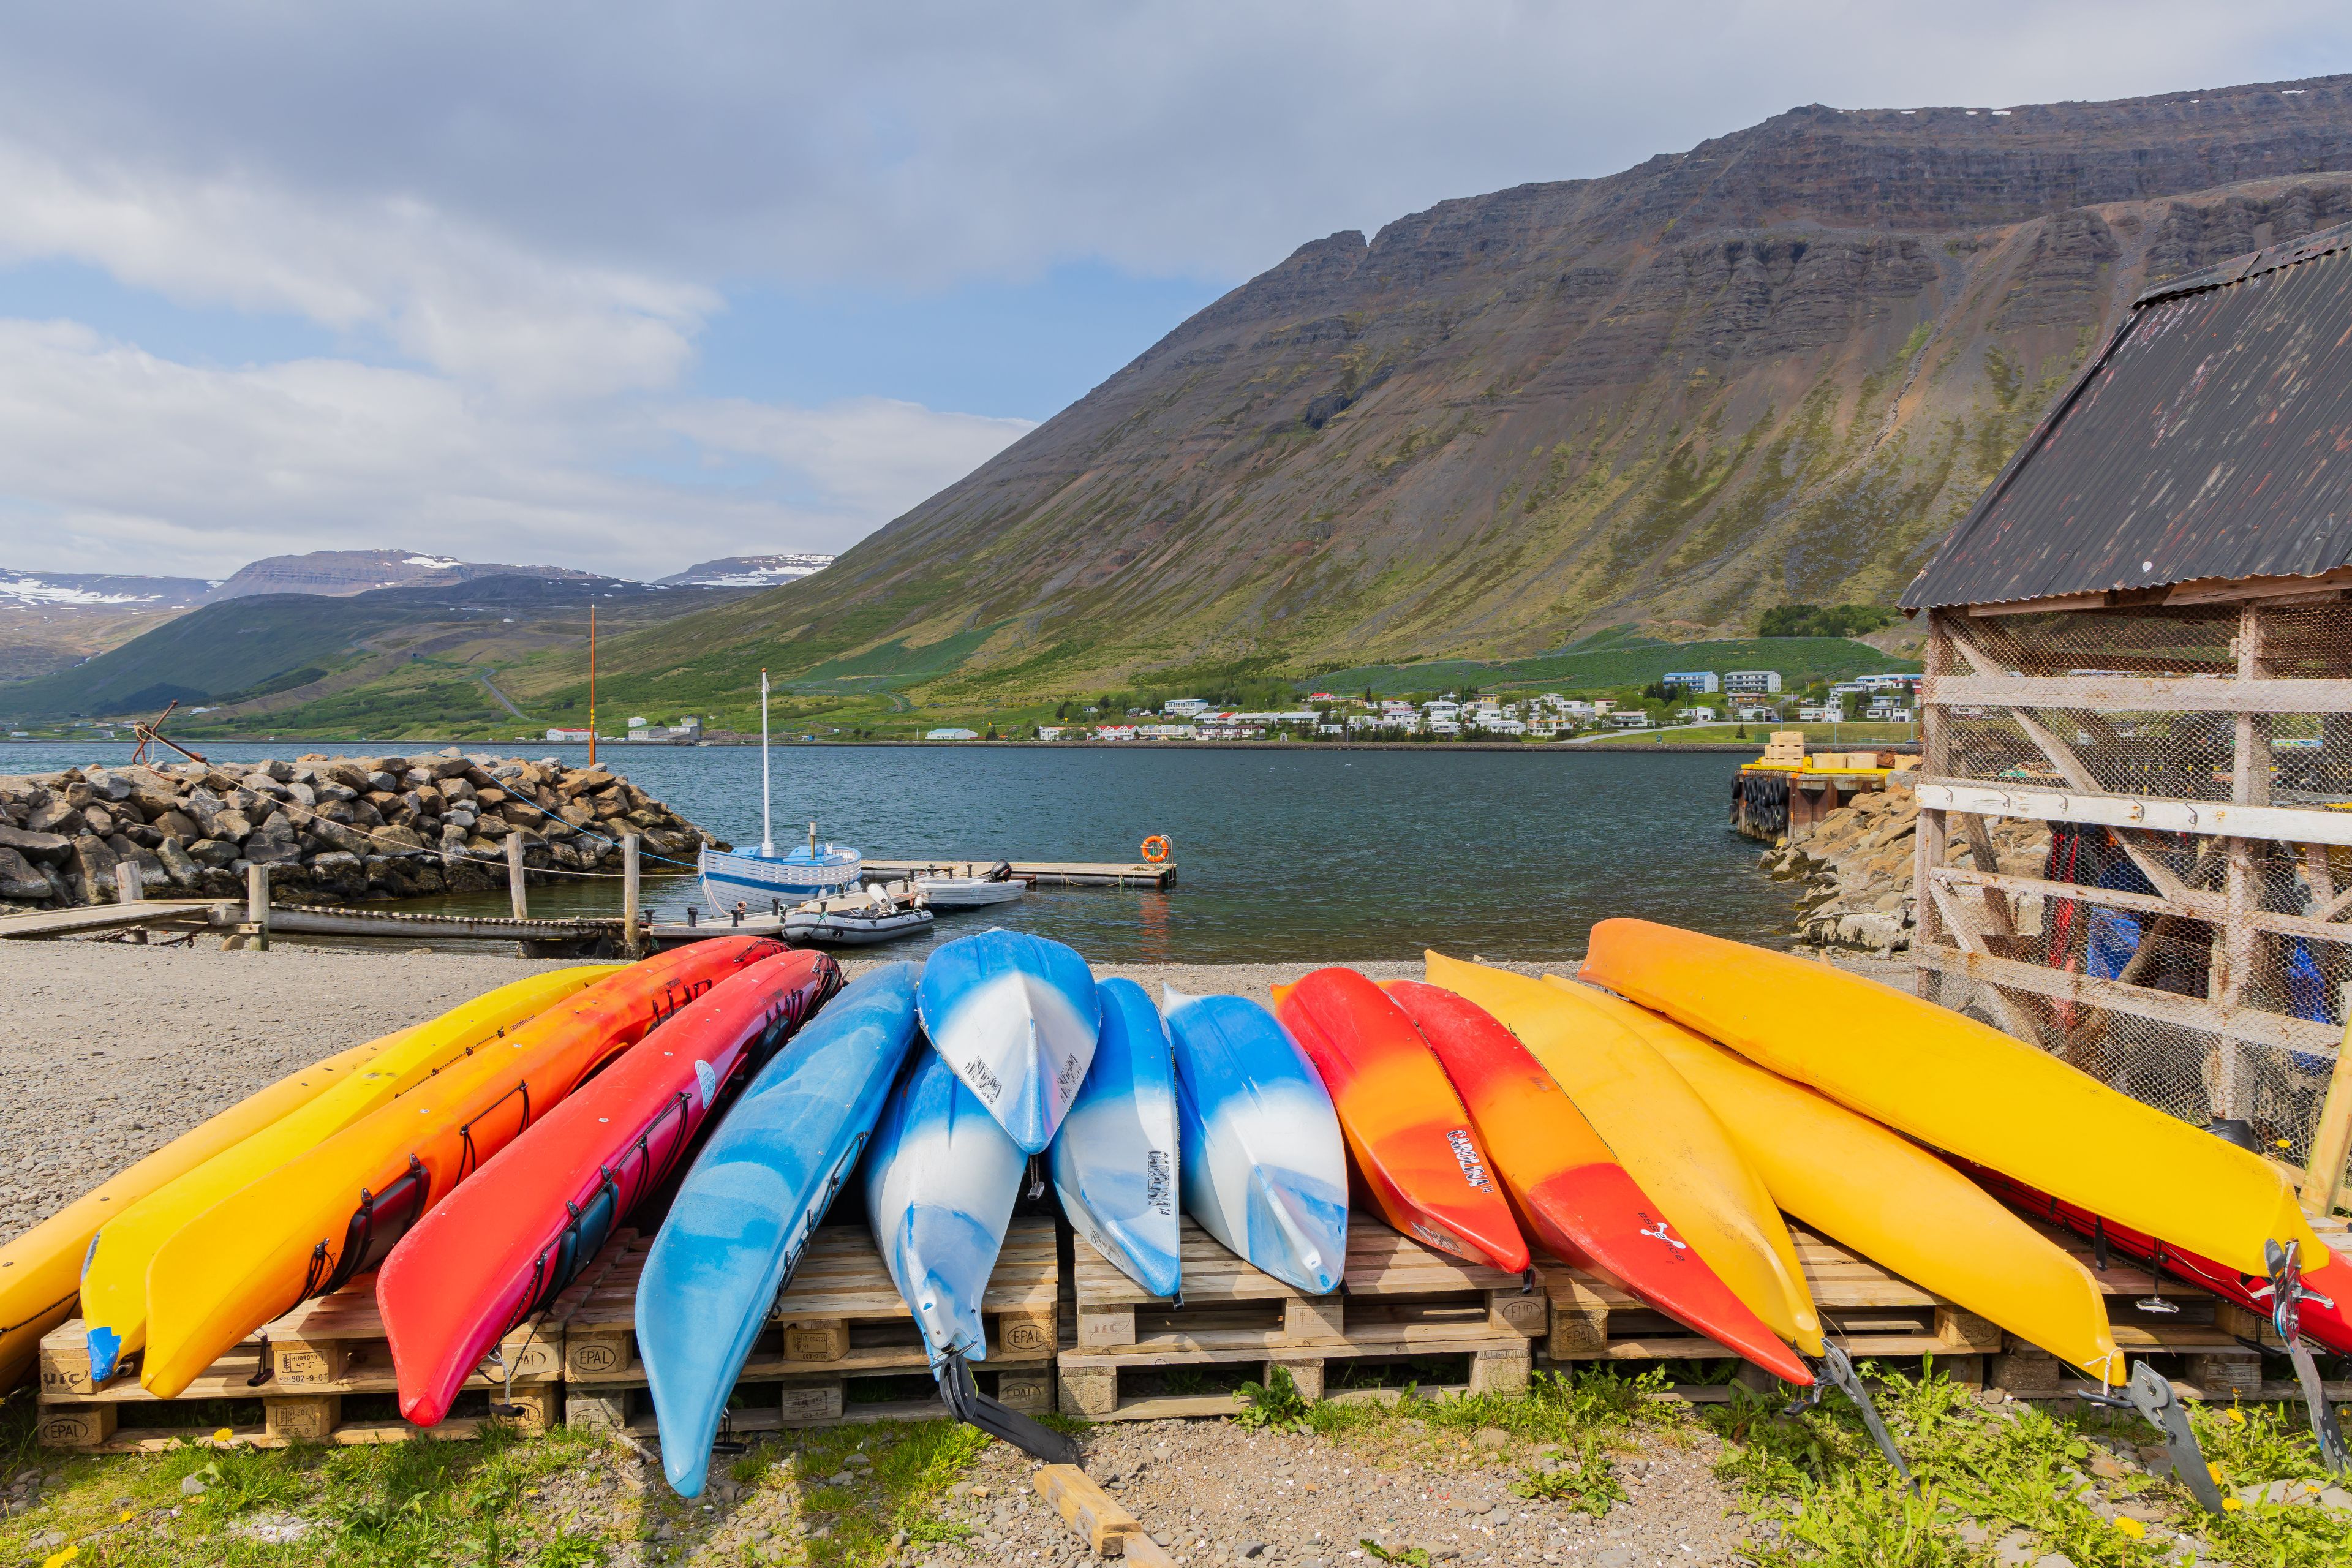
[1757,784,2049,956]
[0,750,723,911]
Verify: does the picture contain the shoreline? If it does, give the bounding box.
[0,737,1920,755]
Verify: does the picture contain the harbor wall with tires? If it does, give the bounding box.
[0,750,723,912]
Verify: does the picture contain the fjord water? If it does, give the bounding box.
[1,743,1795,962]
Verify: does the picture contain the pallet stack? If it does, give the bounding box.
[1060,1219,1547,1420]
[559,1218,1057,1436]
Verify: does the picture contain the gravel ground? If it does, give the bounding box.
[922,1416,1747,1568]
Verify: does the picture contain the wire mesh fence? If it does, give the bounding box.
[1920,602,2352,1190]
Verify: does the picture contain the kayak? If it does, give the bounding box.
[916,929,1101,1153]
[1050,977,1182,1298]
[1272,968,1529,1273]
[1590,983,2121,1382]
[635,963,919,1498]
[383,949,840,1427]
[1424,952,1822,1355]
[140,938,779,1398]
[1163,987,1348,1295]
[1578,918,2327,1280]
[0,1035,386,1386]
[79,966,613,1384]
[865,1040,1029,1364]
[1967,1161,2352,1359]
[1387,979,1812,1386]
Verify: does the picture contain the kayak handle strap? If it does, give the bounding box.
[936,1351,1079,1466]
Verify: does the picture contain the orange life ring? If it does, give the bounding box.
[1140,834,1172,864]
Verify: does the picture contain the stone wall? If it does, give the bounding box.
[1756,785,2049,955]
[0,750,723,911]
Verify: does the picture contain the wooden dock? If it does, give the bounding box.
[862,858,1175,889]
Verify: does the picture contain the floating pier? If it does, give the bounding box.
[1733,733,1920,843]
[861,858,1175,889]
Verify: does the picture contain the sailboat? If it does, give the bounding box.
[697,669,863,908]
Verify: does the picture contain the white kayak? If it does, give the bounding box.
[914,863,1028,908]
[864,1045,1027,1364]
[917,929,1101,1153]
[1163,986,1348,1295]
[1050,977,1181,1298]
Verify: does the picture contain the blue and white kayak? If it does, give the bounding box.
[1050,978,1181,1298]
[865,1044,1028,1365]
[1164,986,1349,1295]
[916,929,1101,1154]
[636,963,919,1498]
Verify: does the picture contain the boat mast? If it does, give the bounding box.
[587,606,598,767]
[760,667,774,857]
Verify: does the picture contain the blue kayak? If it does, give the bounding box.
[916,929,1101,1153]
[865,1044,1027,1365]
[1164,986,1349,1295]
[636,963,919,1498]
[1050,978,1182,1297]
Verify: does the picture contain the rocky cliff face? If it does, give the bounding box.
[707,75,2352,695]
[205,550,592,602]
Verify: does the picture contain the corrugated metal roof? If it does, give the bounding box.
[1901,221,2352,609]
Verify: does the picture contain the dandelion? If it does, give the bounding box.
[118,1509,135,1522]
[213,1425,235,1442]
[2112,1517,2145,1540]
[41,1546,80,1568]
[2222,1496,2244,1512]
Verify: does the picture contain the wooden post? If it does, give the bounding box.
[507,832,528,919]
[2304,1015,2352,1216]
[2214,603,2271,1119]
[621,834,641,957]
[113,861,146,944]
[1913,611,1951,1001]
[246,861,270,952]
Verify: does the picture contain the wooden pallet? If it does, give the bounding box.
[1058,1218,1546,1420]
[1536,1227,2004,1382]
[36,1302,563,1453]
[560,1218,1058,1434]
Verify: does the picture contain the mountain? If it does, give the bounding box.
[601,74,2352,704]
[0,574,756,726]
[0,568,217,682]
[656,554,835,589]
[203,549,594,601]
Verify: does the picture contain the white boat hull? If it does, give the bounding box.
[914,877,1027,908]
[701,844,863,908]
[782,908,935,946]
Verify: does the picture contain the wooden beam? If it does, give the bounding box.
[1914,946,2340,1059]
[2305,1017,2352,1217]
[1954,813,2018,937]
[1915,613,1954,1003]
[1924,672,2352,715]
[1924,880,2043,1041]
[1929,866,2352,948]
[1917,779,2352,851]
[0,900,235,940]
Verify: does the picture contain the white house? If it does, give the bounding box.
[924,726,981,741]
[1137,724,1197,740]
[1163,698,1213,716]
[1608,711,1654,729]
[1036,725,1067,741]
[544,728,594,743]
[1724,670,1783,695]
[1732,702,1781,722]
[1796,702,1842,723]
[1662,670,1721,693]
[1678,706,1717,723]
[1855,673,1920,691]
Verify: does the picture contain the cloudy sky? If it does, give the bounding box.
[1,2,2346,583]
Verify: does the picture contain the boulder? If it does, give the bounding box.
[82,804,116,838]
[212,809,254,842]
[26,800,80,836]
[0,824,71,865]
[260,759,295,783]
[70,835,120,905]
[373,824,427,854]
[154,809,201,840]
[155,837,200,889]
[309,851,368,897]
[0,846,50,900]
[185,837,240,869]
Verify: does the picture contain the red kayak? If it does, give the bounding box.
[1966,1161,2352,1357]
[1387,979,1812,1385]
[1273,968,1529,1272]
[380,944,840,1425]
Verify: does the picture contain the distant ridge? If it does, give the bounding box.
[656,553,834,589]
[203,549,595,602]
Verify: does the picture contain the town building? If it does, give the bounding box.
[1724,670,1783,694]
[1662,670,1721,692]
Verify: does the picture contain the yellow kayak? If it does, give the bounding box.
[1425,952,1822,1354]
[1580,919,2327,1280]
[1562,977,2123,1383]
[77,965,612,1383]
[0,1036,386,1385]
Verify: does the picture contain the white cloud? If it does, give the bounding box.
[0,320,1030,580]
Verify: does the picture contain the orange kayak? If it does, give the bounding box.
[1272,968,1528,1273]
[141,938,780,1398]
[1388,980,1812,1385]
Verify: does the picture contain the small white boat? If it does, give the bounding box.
[785,887,935,946]
[699,669,862,910]
[913,861,1028,908]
